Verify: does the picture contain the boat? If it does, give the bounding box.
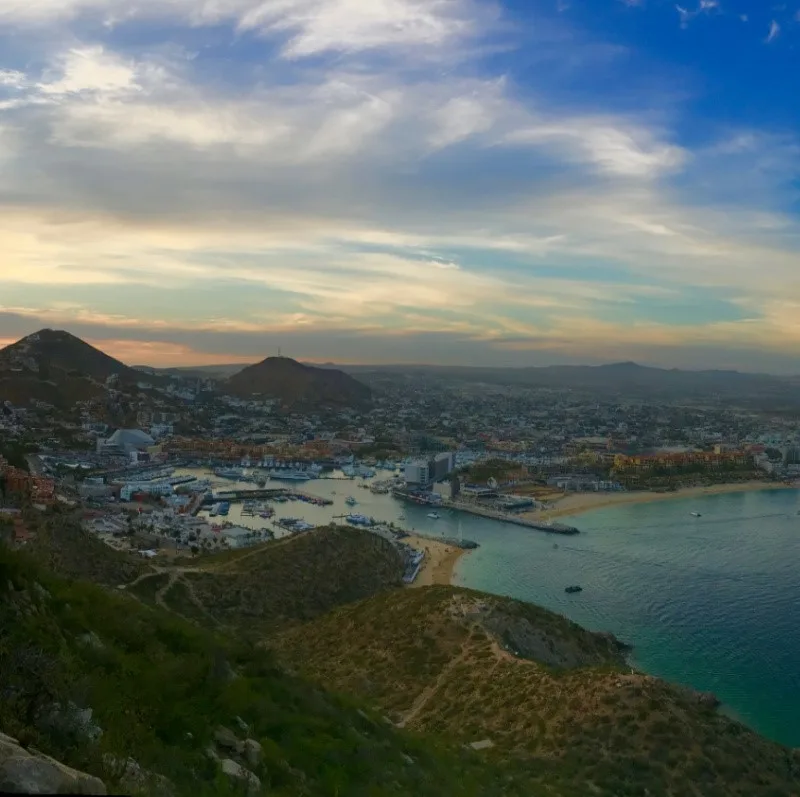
[270,470,313,482]
[427,512,440,519]
[564,585,582,594]
[690,512,702,518]
[345,496,357,506]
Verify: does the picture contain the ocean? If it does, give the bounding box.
[181,469,800,747]
[452,488,800,748]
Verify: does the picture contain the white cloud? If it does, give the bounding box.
[765,20,780,43]
[0,0,494,60]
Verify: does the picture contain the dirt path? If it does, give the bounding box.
[397,643,470,729]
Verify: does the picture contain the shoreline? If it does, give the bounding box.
[403,535,469,587]
[522,480,796,520]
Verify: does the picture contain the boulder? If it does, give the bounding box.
[0,731,106,794]
[220,759,261,794]
[213,726,244,754]
[243,739,262,768]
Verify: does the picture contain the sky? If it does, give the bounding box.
[0,0,799,371]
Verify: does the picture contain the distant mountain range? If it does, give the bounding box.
[341,361,800,407]
[3,330,799,410]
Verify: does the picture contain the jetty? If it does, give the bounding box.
[446,501,579,535]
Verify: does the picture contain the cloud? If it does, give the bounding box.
[0,0,799,371]
[0,0,497,61]
[675,0,719,28]
[765,19,780,42]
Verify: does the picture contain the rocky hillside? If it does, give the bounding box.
[0,329,148,407]
[0,543,536,797]
[224,356,372,409]
[274,586,800,797]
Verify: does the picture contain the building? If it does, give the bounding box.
[97,429,156,457]
[404,452,455,490]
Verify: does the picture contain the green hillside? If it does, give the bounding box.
[274,586,800,797]
[0,543,536,796]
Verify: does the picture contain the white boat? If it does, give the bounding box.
[690,512,702,517]
[270,470,313,482]
[345,496,357,506]
[427,512,440,519]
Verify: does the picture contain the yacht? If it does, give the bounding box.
[690,512,702,518]
[427,512,440,520]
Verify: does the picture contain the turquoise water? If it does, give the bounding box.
[185,470,800,746]
[453,488,800,747]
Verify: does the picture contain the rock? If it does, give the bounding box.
[243,739,262,768]
[103,755,173,797]
[39,702,102,743]
[213,726,244,754]
[696,691,720,709]
[234,716,249,733]
[78,632,104,650]
[220,759,261,794]
[0,731,106,794]
[205,745,220,762]
[469,739,494,751]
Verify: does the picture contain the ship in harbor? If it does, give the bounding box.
[269,470,314,482]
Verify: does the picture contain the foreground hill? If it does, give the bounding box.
[274,586,800,797]
[0,543,536,797]
[224,356,372,409]
[0,329,148,407]
[127,526,404,636]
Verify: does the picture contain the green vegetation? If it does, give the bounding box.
[185,526,404,636]
[465,459,525,484]
[274,586,800,797]
[0,543,540,797]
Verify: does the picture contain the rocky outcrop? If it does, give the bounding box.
[0,731,106,794]
[207,725,262,793]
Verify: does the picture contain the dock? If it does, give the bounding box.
[445,502,580,535]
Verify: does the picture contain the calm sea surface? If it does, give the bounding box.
[184,470,800,746]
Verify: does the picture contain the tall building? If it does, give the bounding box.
[405,452,455,490]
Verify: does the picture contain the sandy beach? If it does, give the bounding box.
[524,480,796,520]
[403,535,468,587]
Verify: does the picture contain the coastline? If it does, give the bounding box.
[403,535,468,587]
[523,480,796,520]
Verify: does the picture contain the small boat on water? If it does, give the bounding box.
[564,585,582,594]
[427,512,440,519]
[690,512,702,518]
[345,496,357,506]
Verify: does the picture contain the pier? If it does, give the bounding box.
[447,501,579,534]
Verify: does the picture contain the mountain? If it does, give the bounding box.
[0,329,146,407]
[224,356,372,408]
[344,361,800,407]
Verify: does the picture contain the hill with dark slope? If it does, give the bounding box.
[128,526,404,636]
[0,329,145,407]
[224,356,372,408]
[0,543,535,797]
[274,586,800,797]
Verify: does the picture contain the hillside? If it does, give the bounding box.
[127,526,404,636]
[224,356,372,408]
[0,329,145,407]
[0,543,539,797]
[274,586,800,797]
